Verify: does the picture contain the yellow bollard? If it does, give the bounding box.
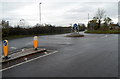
[34,36,38,50]
[3,40,9,59]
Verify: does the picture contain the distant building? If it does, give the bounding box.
[87,20,98,30]
[109,23,120,30]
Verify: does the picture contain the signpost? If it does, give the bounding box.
[73,23,79,32]
[66,23,84,37]
[73,23,78,28]
[34,36,38,50]
[3,40,9,59]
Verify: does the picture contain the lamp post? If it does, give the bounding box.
[39,2,42,25]
[88,13,89,22]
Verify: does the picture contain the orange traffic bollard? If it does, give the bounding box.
[34,36,38,50]
[3,40,9,59]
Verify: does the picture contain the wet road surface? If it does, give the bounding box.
[2,32,118,77]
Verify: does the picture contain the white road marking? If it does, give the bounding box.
[1,51,58,72]
[57,42,72,45]
[105,35,108,37]
[22,49,25,51]
[10,47,17,49]
[101,35,108,38]
[26,42,32,45]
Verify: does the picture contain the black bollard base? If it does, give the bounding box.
[3,56,10,59]
[34,48,38,51]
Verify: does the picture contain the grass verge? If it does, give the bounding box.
[3,32,71,40]
[85,30,120,34]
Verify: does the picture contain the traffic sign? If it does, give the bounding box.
[3,40,8,46]
[73,23,78,28]
[3,40,9,59]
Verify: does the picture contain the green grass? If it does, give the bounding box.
[85,30,120,34]
[3,35,34,40]
[3,32,71,40]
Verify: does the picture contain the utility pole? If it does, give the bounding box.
[87,13,90,30]
[39,2,42,25]
[88,13,89,22]
[118,1,120,26]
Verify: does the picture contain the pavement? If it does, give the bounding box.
[1,32,119,77]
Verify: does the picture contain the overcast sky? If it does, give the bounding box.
[0,0,119,27]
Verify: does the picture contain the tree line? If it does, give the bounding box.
[87,8,120,31]
[1,20,71,38]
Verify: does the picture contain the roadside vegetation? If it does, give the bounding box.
[85,30,120,34]
[86,8,120,34]
[1,20,71,40]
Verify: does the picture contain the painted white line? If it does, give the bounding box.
[10,47,17,49]
[26,42,32,45]
[105,35,108,37]
[101,35,108,38]
[1,51,58,72]
[22,49,25,51]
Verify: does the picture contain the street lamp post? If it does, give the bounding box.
[39,2,42,25]
[88,13,89,22]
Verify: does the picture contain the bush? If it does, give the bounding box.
[2,25,71,39]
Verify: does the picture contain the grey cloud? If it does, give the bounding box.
[1,2,33,13]
[63,2,117,20]
[0,0,119,26]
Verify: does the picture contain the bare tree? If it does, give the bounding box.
[104,17,112,26]
[95,8,106,29]
[18,19,27,27]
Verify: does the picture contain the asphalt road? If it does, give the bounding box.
[2,32,118,77]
